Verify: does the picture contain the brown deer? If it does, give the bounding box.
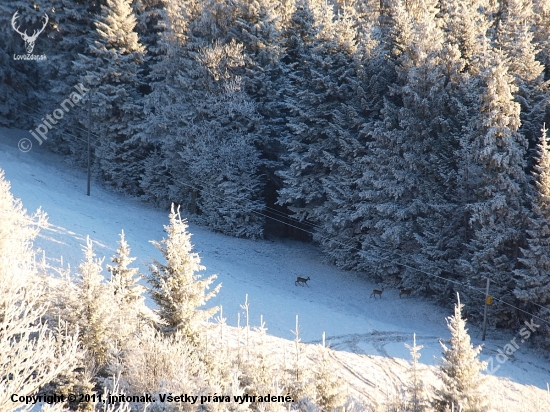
[399,289,412,298]
[295,276,310,287]
[370,288,384,299]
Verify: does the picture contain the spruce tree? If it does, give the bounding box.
[462,52,528,327]
[132,0,166,56]
[357,0,461,284]
[434,294,488,412]
[228,0,287,237]
[180,39,264,238]
[496,0,548,152]
[141,0,265,238]
[277,0,369,267]
[138,0,196,206]
[107,230,150,342]
[515,126,550,345]
[75,0,146,194]
[108,230,145,307]
[148,204,221,342]
[405,333,427,412]
[71,236,114,368]
[438,0,491,73]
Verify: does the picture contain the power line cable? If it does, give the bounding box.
[19,101,102,143]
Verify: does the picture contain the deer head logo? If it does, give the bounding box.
[11,11,48,54]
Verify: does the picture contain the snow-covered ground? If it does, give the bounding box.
[1,127,549,410]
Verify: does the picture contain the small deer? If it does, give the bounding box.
[295,276,310,287]
[370,288,384,299]
[399,289,412,298]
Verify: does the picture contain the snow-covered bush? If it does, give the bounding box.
[0,170,81,410]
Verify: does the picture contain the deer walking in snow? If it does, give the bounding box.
[295,276,310,287]
[370,288,384,299]
[399,289,412,298]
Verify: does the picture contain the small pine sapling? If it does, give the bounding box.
[434,293,488,412]
[147,204,221,343]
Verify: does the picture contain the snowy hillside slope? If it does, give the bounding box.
[1,127,549,410]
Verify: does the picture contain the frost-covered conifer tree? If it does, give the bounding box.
[148,204,221,342]
[356,0,460,283]
[137,0,197,206]
[181,40,264,237]
[276,0,327,223]
[109,230,144,306]
[434,294,488,412]
[277,0,370,267]
[438,0,491,73]
[75,0,146,194]
[70,236,114,368]
[443,1,492,269]
[462,52,528,326]
[273,0,318,237]
[496,0,548,151]
[0,0,52,126]
[405,333,428,412]
[228,0,284,119]
[132,0,166,56]
[313,346,348,411]
[142,1,265,238]
[227,0,287,232]
[107,230,153,346]
[514,126,550,345]
[354,0,415,279]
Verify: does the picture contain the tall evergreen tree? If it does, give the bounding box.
[138,0,197,206]
[514,126,550,345]
[277,0,371,267]
[141,0,265,237]
[438,0,491,73]
[227,0,288,237]
[462,52,528,327]
[74,0,146,194]
[0,0,52,127]
[356,0,461,283]
[496,0,548,152]
[147,204,221,342]
[132,0,166,56]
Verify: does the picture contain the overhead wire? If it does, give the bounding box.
[18,101,102,143]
